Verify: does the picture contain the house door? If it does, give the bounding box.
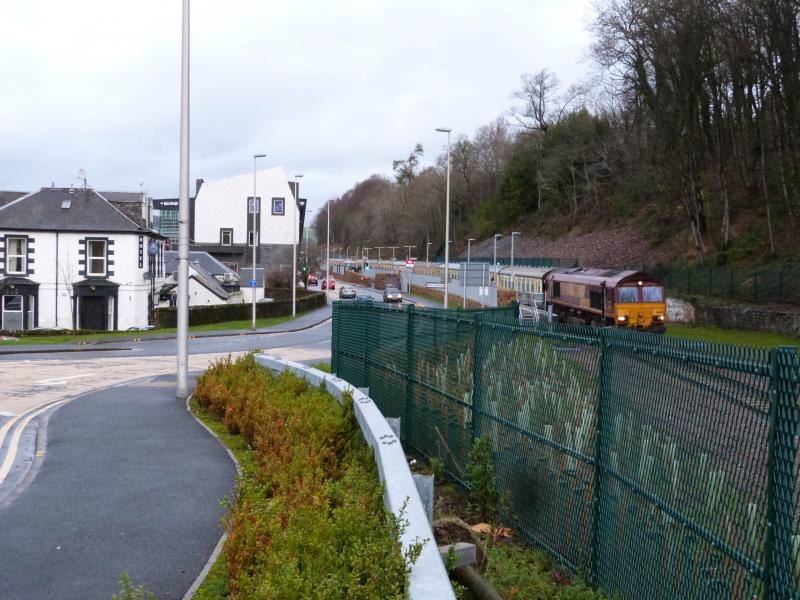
[80,296,107,330]
[2,295,23,331]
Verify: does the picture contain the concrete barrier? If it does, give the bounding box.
[254,354,456,600]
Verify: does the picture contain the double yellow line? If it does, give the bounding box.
[0,399,66,485]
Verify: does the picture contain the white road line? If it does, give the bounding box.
[35,374,96,386]
[0,401,65,484]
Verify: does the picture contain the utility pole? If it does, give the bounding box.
[292,174,304,316]
[436,127,452,309]
[252,154,266,331]
[493,234,502,286]
[176,0,190,400]
[326,199,330,303]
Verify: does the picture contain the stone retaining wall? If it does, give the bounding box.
[667,297,800,337]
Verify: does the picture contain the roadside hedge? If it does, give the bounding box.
[153,292,326,328]
[193,355,412,598]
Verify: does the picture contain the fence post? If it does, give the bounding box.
[762,347,799,598]
[471,313,485,441]
[403,304,415,447]
[590,328,609,585]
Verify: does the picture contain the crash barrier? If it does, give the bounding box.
[331,301,800,599]
[254,355,456,600]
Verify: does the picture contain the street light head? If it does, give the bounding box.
[254,154,266,159]
[512,231,521,236]
[495,233,503,239]
[435,127,452,133]
[468,238,476,242]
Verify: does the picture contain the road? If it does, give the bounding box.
[0,299,337,600]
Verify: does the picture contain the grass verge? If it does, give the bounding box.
[190,354,417,598]
[666,323,800,347]
[310,361,331,373]
[0,315,297,346]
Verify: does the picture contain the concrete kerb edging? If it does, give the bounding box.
[182,392,241,600]
[254,354,456,600]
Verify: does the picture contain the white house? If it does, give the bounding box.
[0,187,167,331]
[191,167,305,274]
[162,250,246,307]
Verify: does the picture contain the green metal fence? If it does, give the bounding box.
[331,301,800,599]
[644,265,800,306]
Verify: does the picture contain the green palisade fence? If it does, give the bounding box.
[331,302,800,599]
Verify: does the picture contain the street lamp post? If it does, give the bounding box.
[404,245,416,260]
[436,127,452,309]
[390,246,398,261]
[176,0,190,400]
[292,174,304,316]
[377,246,383,262]
[464,238,475,309]
[251,154,266,331]
[426,241,432,266]
[304,210,312,255]
[493,234,502,286]
[511,231,520,290]
[326,200,331,304]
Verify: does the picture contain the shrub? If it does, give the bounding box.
[194,355,413,598]
[467,436,498,522]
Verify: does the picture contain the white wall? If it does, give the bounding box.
[193,166,299,246]
[0,229,167,330]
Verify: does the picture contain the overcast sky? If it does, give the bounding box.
[0,0,594,216]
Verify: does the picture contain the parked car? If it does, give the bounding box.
[339,286,356,299]
[322,277,336,290]
[383,287,402,303]
[308,274,318,286]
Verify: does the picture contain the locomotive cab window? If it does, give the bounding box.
[552,282,560,298]
[618,287,638,303]
[642,286,664,302]
[589,290,603,310]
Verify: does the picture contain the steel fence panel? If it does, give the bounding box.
[329,302,800,599]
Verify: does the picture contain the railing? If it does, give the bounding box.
[331,302,800,599]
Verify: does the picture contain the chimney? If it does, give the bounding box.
[195,178,204,195]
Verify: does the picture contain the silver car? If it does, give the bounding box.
[383,287,402,303]
[339,286,357,299]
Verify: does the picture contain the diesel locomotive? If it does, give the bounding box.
[543,268,666,332]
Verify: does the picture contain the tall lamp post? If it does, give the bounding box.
[251,153,266,331]
[436,127,452,308]
[493,233,502,286]
[426,241,432,266]
[511,231,520,290]
[326,200,331,302]
[304,210,312,255]
[390,246,398,261]
[464,238,476,309]
[292,173,304,316]
[176,0,190,400]
[404,245,416,260]
[377,246,383,262]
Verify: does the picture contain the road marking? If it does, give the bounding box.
[0,398,65,457]
[0,400,65,484]
[0,411,15,417]
[35,374,96,386]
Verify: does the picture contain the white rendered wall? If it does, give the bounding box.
[193,166,299,246]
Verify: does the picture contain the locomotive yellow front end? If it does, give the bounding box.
[613,280,667,333]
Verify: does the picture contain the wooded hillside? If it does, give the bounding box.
[313,0,800,267]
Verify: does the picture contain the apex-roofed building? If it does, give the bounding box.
[190,167,307,274]
[0,187,166,331]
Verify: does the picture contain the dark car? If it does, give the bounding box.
[355,294,373,302]
[383,287,402,303]
[339,286,356,299]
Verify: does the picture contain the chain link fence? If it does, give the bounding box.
[331,301,800,599]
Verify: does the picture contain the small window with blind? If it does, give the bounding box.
[87,240,107,276]
[5,237,26,274]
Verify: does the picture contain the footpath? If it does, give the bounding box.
[0,373,236,600]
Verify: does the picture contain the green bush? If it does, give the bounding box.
[154,292,325,328]
[193,355,414,598]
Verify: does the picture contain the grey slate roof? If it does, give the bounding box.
[189,263,229,300]
[99,191,145,203]
[164,251,238,278]
[0,187,158,234]
[0,191,27,209]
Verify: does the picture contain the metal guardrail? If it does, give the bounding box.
[254,354,456,600]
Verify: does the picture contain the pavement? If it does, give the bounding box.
[0,301,337,599]
[0,373,236,600]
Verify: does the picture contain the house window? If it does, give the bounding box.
[248,197,261,214]
[248,232,259,246]
[220,228,233,246]
[272,197,285,215]
[6,238,26,274]
[88,240,107,276]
